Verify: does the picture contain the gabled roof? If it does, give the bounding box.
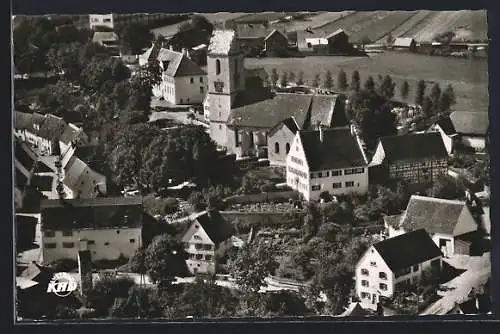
[378,133,448,163]
[450,111,489,136]
[92,31,119,44]
[398,195,471,235]
[38,114,68,142]
[308,94,340,129]
[182,210,233,244]
[60,123,82,145]
[63,156,106,199]
[208,29,238,55]
[140,43,161,63]
[393,37,415,48]
[299,127,366,171]
[268,117,299,137]
[434,116,457,135]
[373,229,442,272]
[14,139,37,172]
[40,197,143,230]
[156,48,206,77]
[264,29,288,41]
[236,23,271,39]
[324,29,346,40]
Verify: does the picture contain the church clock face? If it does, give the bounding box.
[214,80,224,93]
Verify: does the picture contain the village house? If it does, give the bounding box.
[355,229,442,309]
[369,132,449,190]
[264,29,289,57]
[267,117,299,165]
[449,111,489,151]
[233,23,289,56]
[427,116,459,154]
[181,210,234,275]
[39,197,143,265]
[141,45,208,105]
[92,31,120,56]
[385,195,480,257]
[392,37,417,52]
[89,14,115,30]
[14,139,38,209]
[286,126,369,201]
[297,28,352,54]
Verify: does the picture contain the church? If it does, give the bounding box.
[206,29,349,159]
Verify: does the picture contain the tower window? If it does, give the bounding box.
[286,143,290,154]
[275,142,280,154]
[216,59,221,75]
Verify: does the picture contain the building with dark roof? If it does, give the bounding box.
[181,210,234,275]
[143,45,208,105]
[297,28,352,55]
[39,197,143,264]
[387,195,479,257]
[449,111,489,151]
[264,29,289,57]
[14,139,38,209]
[267,117,299,165]
[286,126,369,201]
[427,116,459,154]
[63,155,107,199]
[355,229,442,309]
[369,133,449,190]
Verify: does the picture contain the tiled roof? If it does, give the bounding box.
[156,48,206,77]
[208,29,238,55]
[308,94,341,129]
[324,29,346,40]
[373,229,442,272]
[299,127,366,171]
[40,197,143,230]
[60,123,81,145]
[398,195,469,235]
[182,210,233,244]
[383,214,402,228]
[268,117,299,137]
[38,115,67,141]
[393,37,415,48]
[63,156,106,199]
[14,111,82,144]
[450,111,489,136]
[434,116,457,135]
[235,23,270,39]
[92,32,119,44]
[140,44,161,63]
[14,139,37,172]
[379,132,448,163]
[265,29,288,41]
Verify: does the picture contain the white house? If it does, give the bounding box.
[386,195,479,257]
[286,126,369,201]
[144,46,207,105]
[89,14,115,30]
[355,229,442,309]
[39,197,143,265]
[181,210,234,275]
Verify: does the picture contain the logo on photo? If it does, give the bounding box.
[46,272,77,297]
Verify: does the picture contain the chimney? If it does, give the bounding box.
[319,125,324,143]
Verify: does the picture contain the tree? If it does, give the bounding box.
[280,71,289,87]
[364,76,375,92]
[81,57,130,92]
[351,70,360,91]
[428,175,465,200]
[378,75,396,100]
[45,42,84,80]
[229,239,279,294]
[86,276,135,317]
[288,71,296,84]
[323,70,334,90]
[430,83,442,113]
[422,96,434,117]
[415,80,426,106]
[312,73,321,88]
[144,234,187,287]
[438,84,456,112]
[109,285,164,319]
[296,71,304,86]
[270,68,279,88]
[119,23,155,55]
[337,69,348,91]
[400,81,410,100]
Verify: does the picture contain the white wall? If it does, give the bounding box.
[174,76,207,105]
[41,227,142,264]
[461,136,486,151]
[308,167,369,201]
[286,134,310,200]
[89,14,114,29]
[369,142,385,166]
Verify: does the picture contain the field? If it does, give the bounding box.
[245,52,489,113]
[198,12,249,23]
[271,11,354,32]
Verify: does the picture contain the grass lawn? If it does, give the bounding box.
[245,51,489,113]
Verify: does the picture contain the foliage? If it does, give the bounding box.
[296,71,304,85]
[312,73,321,88]
[108,286,164,319]
[337,69,348,90]
[270,68,279,87]
[400,80,410,100]
[323,70,334,89]
[118,23,155,55]
[49,258,78,272]
[45,42,84,80]
[415,79,426,106]
[163,197,180,215]
[280,71,289,87]
[251,291,311,317]
[378,75,396,100]
[288,71,296,83]
[144,234,187,287]
[354,183,409,222]
[229,239,280,294]
[86,276,136,317]
[430,83,442,113]
[438,84,456,112]
[422,96,434,117]
[80,57,131,93]
[350,70,361,91]
[169,15,213,50]
[188,191,206,212]
[363,76,375,92]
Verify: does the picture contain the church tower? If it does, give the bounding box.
[207,29,245,148]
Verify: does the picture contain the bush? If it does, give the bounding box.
[163,197,179,215]
[260,181,276,193]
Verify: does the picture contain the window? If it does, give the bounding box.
[190,77,194,84]
[346,181,355,188]
[130,239,136,244]
[195,254,203,260]
[370,261,377,267]
[62,230,73,237]
[88,240,95,245]
[310,173,316,179]
[344,167,365,175]
[332,182,342,189]
[275,142,280,154]
[312,185,321,191]
[332,170,342,176]
[62,242,74,248]
[203,244,212,251]
[44,231,55,238]
[307,42,312,48]
[205,254,213,261]
[317,172,323,178]
[199,77,203,83]
[215,59,221,75]
[195,244,203,250]
[361,280,369,287]
[104,242,110,246]
[361,269,369,276]
[413,264,419,272]
[45,243,56,249]
[379,283,388,291]
[103,18,111,23]
[379,272,387,280]
[325,171,329,177]
[395,267,411,278]
[116,230,120,234]
[200,87,204,94]
[286,143,290,154]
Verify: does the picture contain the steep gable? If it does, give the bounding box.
[379,133,448,163]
